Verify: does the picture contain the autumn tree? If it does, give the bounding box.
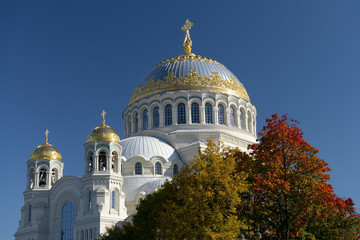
[238,114,359,239]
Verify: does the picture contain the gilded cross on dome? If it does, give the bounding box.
[45,129,49,144]
[181,19,194,56]
[101,110,106,126]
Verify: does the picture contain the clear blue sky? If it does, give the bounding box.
[1,1,360,239]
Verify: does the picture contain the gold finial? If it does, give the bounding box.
[45,129,49,144]
[181,19,194,56]
[101,110,106,126]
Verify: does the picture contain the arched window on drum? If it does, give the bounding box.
[165,104,172,126]
[240,108,246,130]
[218,104,225,125]
[153,106,159,128]
[230,106,235,127]
[177,103,186,124]
[191,102,200,123]
[205,103,213,124]
[142,109,148,130]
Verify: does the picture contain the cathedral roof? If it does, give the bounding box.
[129,20,249,104]
[120,136,179,161]
[30,130,61,161]
[86,110,120,143]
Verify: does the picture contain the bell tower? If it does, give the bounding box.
[80,110,127,235]
[15,130,64,240]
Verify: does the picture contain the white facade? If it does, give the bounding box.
[15,26,257,240]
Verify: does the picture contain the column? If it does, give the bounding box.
[236,111,241,128]
[225,108,230,126]
[159,109,164,127]
[200,106,205,124]
[213,106,218,125]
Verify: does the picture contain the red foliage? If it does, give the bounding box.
[246,114,359,239]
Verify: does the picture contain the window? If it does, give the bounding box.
[153,106,159,128]
[99,152,106,171]
[218,104,225,125]
[111,191,115,209]
[248,111,252,133]
[134,113,138,133]
[127,116,131,136]
[28,205,32,223]
[165,104,172,126]
[205,103,213,124]
[155,162,162,175]
[240,108,246,129]
[177,103,186,124]
[88,191,92,210]
[143,109,148,130]
[230,106,235,127]
[191,102,200,123]
[39,168,47,187]
[135,162,142,175]
[88,152,93,173]
[61,201,75,240]
[173,164,179,175]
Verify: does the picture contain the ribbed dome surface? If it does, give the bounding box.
[140,59,241,85]
[30,143,61,161]
[120,136,179,161]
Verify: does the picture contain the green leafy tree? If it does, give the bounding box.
[156,140,249,239]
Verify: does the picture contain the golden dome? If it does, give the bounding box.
[86,124,120,143]
[129,20,249,105]
[86,110,120,143]
[30,130,62,161]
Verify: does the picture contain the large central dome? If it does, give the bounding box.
[129,54,249,104]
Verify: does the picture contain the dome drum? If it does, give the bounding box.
[123,91,256,138]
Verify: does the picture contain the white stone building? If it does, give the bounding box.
[15,20,257,240]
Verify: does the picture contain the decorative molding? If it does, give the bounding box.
[85,145,95,152]
[37,161,50,167]
[96,144,110,150]
[130,69,250,104]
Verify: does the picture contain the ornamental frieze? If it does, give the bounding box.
[130,69,250,104]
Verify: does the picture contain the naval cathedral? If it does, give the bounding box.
[15,20,257,240]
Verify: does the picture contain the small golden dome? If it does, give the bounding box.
[86,110,120,143]
[30,143,62,161]
[30,130,62,161]
[86,124,120,143]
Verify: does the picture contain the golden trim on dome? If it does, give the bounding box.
[155,54,227,68]
[129,69,250,104]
